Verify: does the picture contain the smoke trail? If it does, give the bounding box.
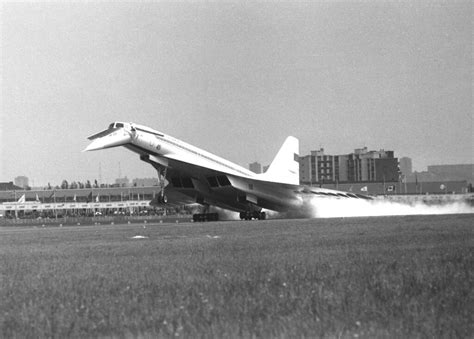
[209,206,240,220]
[309,196,474,218]
[207,196,473,220]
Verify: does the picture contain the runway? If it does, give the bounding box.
[1,214,472,337]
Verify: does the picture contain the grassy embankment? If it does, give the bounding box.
[1,215,472,337]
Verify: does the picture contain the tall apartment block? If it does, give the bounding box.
[300,147,399,184]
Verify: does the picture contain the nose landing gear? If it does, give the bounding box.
[149,165,168,204]
[157,166,168,204]
[139,155,169,206]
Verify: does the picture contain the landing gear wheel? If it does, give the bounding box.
[239,212,250,220]
[240,211,266,220]
[158,193,167,204]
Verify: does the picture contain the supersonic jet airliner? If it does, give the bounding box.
[84,122,370,221]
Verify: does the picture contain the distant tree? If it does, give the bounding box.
[47,182,52,190]
[94,180,98,188]
[85,180,92,188]
[61,180,69,189]
[25,185,32,191]
[78,182,84,189]
[70,181,78,189]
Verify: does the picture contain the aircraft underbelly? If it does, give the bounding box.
[167,169,302,213]
[171,186,248,212]
[124,144,302,213]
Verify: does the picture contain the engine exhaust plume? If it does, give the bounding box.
[309,196,474,218]
[208,206,240,220]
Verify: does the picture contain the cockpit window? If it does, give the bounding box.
[108,122,124,129]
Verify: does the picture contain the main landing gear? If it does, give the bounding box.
[193,213,219,222]
[240,211,266,220]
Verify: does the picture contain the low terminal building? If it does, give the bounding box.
[0,186,163,203]
[0,186,191,219]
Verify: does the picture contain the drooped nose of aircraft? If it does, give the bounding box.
[83,125,132,152]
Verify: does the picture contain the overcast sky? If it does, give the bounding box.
[1,1,472,186]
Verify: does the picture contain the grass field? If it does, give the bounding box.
[1,215,472,338]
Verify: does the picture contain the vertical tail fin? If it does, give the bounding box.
[258,136,299,185]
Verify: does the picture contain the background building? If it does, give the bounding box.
[249,162,262,174]
[427,164,473,182]
[132,177,159,187]
[348,148,398,182]
[399,157,413,177]
[114,177,130,187]
[14,176,29,189]
[405,164,473,184]
[300,147,399,185]
[0,182,22,191]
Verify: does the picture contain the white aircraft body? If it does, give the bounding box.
[84,122,369,220]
